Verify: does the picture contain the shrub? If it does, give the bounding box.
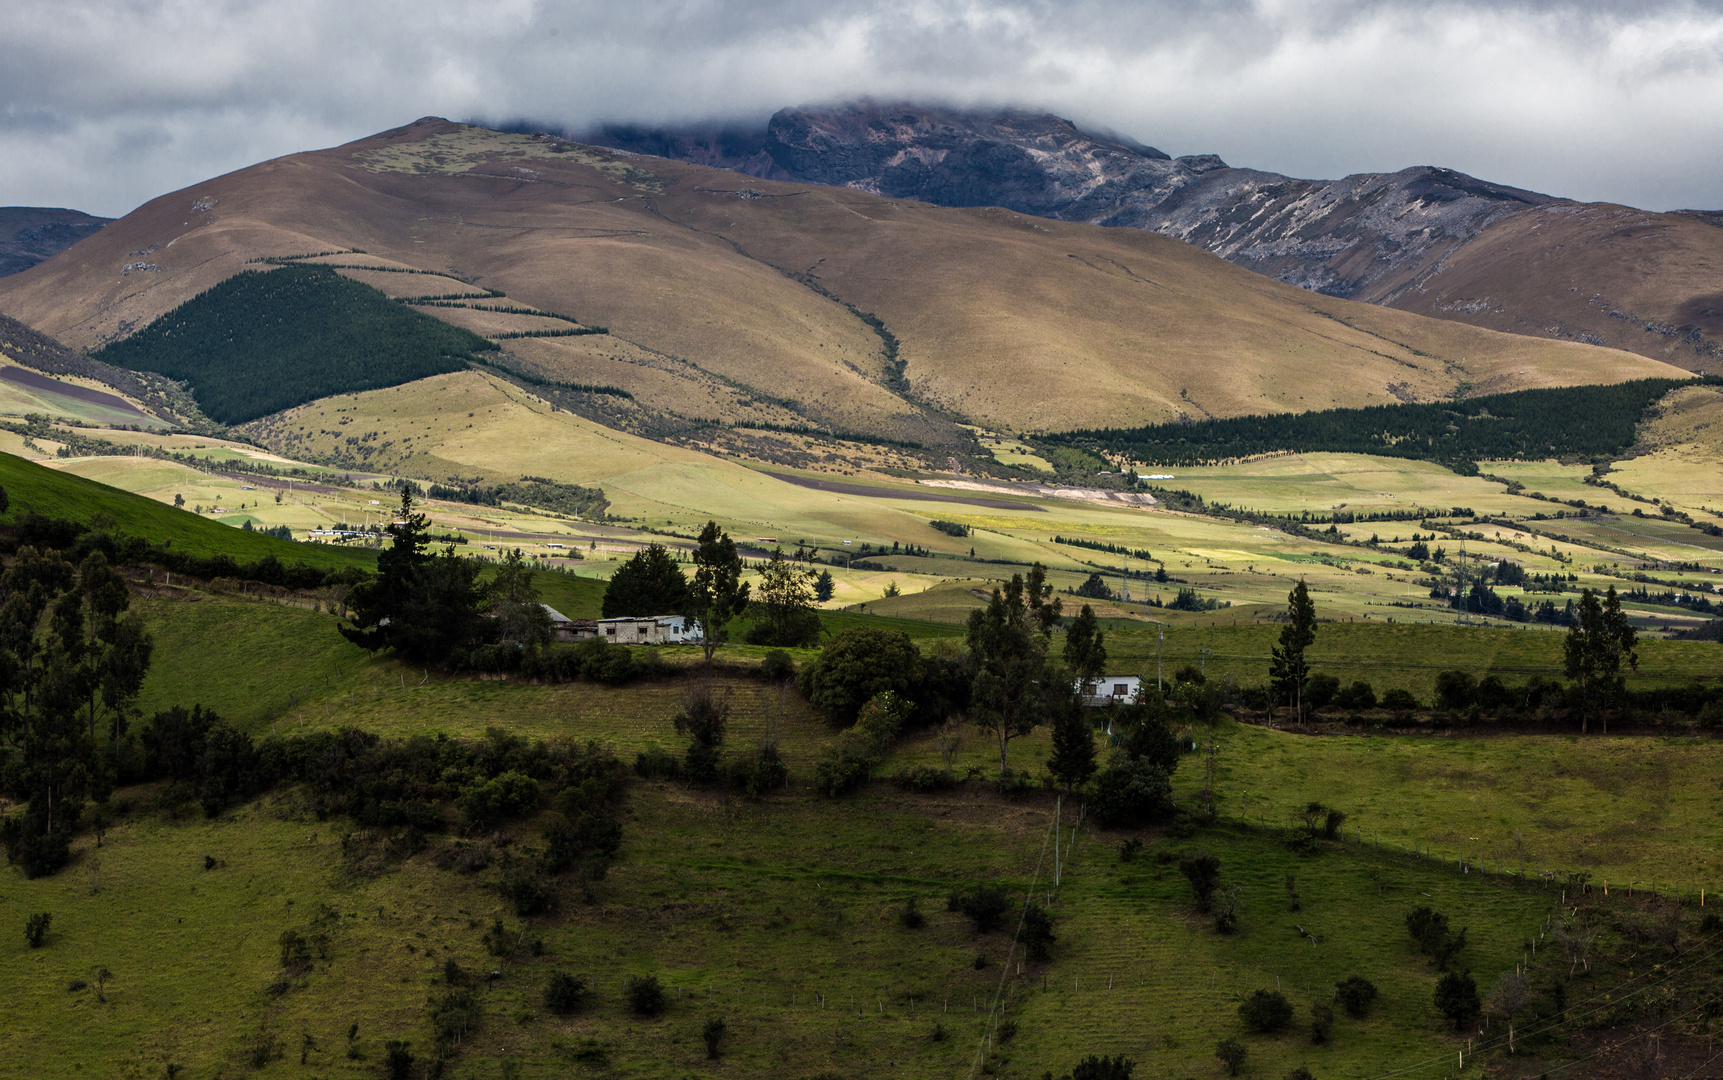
[1215,1037,1247,1076]
[384,1040,415,1080]
[1475,674,1512,711]
[1239,989,1294,1033]
[1407,906,1467,968]
[811,692,907,797]
[948,884,1012,933]
[760,649,795,683]
[1322,807,1347,840]
[674,683,730,784]
[1306,673,1340,711]
[1017,904,1055,961]
[1434,970,1480,1031]
[900,897,926,930]
[625,975,666,1016]
[1334,680,1376,710]
[1309,1002,1334,1044]
[702,1016,726,1059]
[503,869,556,916]
[1382,688,1420,714]
[1119,838,1143,862]
[1286,1068,1317,1080]
[1087,758,1174,828]
[798,628,923,724]
[894,764,958,792]
[543,971,586,1015]
[1434,671,1477,711]
[458,771,541,824]
[24,912,51,948]
[633,743,681,780]
[1178,853,1222,912]
[1072,1056,1135,1080]
[483,918,514,957]
[279,929,312,971]
[1334,975,1378,1018]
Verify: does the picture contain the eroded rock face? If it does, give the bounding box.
[585,101,1556,301]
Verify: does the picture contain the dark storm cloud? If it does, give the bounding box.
[3,0,1723,216]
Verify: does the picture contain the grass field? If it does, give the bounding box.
[0,451,375,572]
[0,765,1584,1080]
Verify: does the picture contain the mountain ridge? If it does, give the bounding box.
[579,102,1723,375]
[0,119,1685,473]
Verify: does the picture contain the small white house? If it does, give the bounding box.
[1076,675,1142,707]
[597,615,702,645]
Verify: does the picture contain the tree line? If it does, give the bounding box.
[1044,378,1706,469]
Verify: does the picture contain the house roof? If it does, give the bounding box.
[541,604,572,623]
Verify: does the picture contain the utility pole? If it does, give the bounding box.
[1200,644,1210,678]
[1157,623,1165,692]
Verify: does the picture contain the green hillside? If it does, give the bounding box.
[0,450,374,571]
[91,264,496,424]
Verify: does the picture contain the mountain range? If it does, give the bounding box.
[0,117,1679,472]
[583,102,1723,376]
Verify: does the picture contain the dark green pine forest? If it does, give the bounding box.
[93,264,497,424]
[1048,378,1712,469]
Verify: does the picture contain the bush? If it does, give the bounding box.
[1178,853,1222,912]
[900,897,926,930]
[1434,970,1480,1030]
[625,974,666,1016]
[384,1040,415,1080]
[633,743,681,780]
[1334,681,1376,710]
[1215,1037,1247,1076]
[1071,1054,1135,1080]
[1330,978,1371,1019]
[24,912,51,948]
[1382,688,1420,714]
[811,692,907,797]
[1239,989,1294,1033]
[1407,906,1467,969]
[458,771,541,824]
[1286,1068,1316,1080]
[893,764,957,792]
[702,1016,726,1059]
[1334,975,1378,1018]
[760,649,795,683]
[798,628,923,724]
[1306,673,1340,712]
[1087,758,1174,828]
[1309,1002,1334,1044]
[1434,670,1477,711]
[543,971,587,1015]
[948,884,1012,933]
[1017,904,1055,961]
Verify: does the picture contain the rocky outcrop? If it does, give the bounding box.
[584,102,1556,301]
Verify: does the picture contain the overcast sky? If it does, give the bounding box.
[4,0,1723,217]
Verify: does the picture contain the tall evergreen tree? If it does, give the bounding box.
[342,487,485,665]
[600,543,690,619]
[1048,697,1097,792]
[490,548,551,648]
[1564,586,1638,734]
[968,563,1060,776]
[1064,603,1107,683]
[688,522,749,663]
[747,549,820,648]
[1269,579,1316,724]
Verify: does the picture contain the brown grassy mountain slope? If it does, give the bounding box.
[1377,203,1723,378]
[0,119,1685,442]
